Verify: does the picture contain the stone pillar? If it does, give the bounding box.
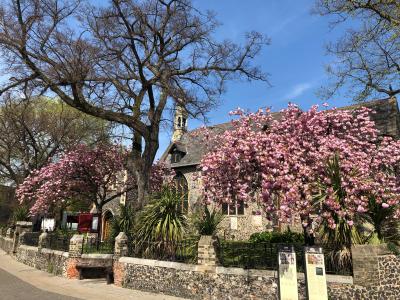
[197,235,218,268]
[67,234,84,279]
[6,228,13,238]
[68,234,84,258]
[113,232,129,287]
[15,221,33,235]
[18,232,26,245]
[12,221,33,253]
[351,244,391,287]
[38,232,49,251]
[114,232,129,257]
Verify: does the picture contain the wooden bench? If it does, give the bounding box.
[76,265,113,284]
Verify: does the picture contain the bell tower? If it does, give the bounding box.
[172,104,188,142]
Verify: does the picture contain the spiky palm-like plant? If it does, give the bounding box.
[361,196,400,245]
[313,153,364,272]
[110,204,135,241]
[135,187,187,257]
[193,205,223,236]
[12,206,30,223]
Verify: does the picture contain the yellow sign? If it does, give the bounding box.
[305,247,328,300]
[278,248,298,300]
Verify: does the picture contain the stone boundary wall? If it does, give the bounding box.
[14,245,69,277]
[2,232,400,299]
[115,256,360,300]
[0,235,13,253]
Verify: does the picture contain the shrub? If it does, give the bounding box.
[135,186,187,243]
[249,228,304,244]
[192,205,223,236]
[110,204,135,241]
[12,206,30,223]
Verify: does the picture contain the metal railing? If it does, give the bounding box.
[22,232,40,246]
[48,233,73,252]
[82,237,115,254]
[128,237,199,263]
[217,240,353,276]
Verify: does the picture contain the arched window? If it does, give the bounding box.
[174,172,188,213]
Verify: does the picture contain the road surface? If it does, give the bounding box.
[0,267,78,300]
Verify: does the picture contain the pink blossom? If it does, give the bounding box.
[198,104,400,229]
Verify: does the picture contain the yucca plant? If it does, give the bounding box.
[193,205,223,236]
[313,153,364,272]
[110,203,135,241]
[12,206,30,223]
[135,186,187,257]
[361,195,400,245]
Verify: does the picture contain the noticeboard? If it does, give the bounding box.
[278,245,299,300]
[304,246,328,300]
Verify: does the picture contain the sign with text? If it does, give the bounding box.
[230,216,238,230]
[278,245,298,300]
[304,246,328,300]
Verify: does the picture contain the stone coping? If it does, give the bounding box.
[41,248,69,258]
[118,256,353,284]
[119,256,198,271]
[81,253,114,260]
[19,245,38,251]
[15,221,32,226]
[0,237,13,242]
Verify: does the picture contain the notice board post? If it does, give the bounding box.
[278,245,298,300]
[304,246,328,300]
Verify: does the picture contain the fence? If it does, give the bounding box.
[82,237,115,254]
[217,240,353,276]
[128,237,200,263]
[48,232,73,252]
[22,232,40,247]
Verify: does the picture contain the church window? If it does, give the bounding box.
[222,200,244,215]
[174,172,189,213]
[171,149,184,163]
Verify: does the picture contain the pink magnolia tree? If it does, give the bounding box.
[199,104,400,239]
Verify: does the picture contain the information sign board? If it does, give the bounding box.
[278,245,298,300]
[304,246,328,300]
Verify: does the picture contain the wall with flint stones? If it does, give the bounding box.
[0,235,13,253]
[2,231,400,299]
[15,245,69,277]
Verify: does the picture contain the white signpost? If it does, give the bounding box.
[278,245,299,300]
[304,246,328,300]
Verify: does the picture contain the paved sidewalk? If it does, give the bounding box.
[0,250,185,300]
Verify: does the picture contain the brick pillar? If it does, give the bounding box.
[197,235,218,269]
[38,232,49,252]
[67,234,84,279]
[351,244,391,287]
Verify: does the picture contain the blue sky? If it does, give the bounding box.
[158,0,352,155]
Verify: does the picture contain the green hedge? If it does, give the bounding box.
[249,229,304,244]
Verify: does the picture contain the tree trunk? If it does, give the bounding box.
[97,205,103,242]
[129,129,159,212]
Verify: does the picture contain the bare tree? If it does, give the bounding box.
[315,0,400,101]
[0,95,110,185]
[0,0,268,209]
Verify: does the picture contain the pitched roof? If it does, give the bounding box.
[161,97,400,168]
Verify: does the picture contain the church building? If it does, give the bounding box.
[160,97,400,240]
